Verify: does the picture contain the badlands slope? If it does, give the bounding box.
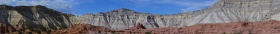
[81,0,280,30]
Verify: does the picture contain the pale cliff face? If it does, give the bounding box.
[81,0,280,30]
[0,5,79,32]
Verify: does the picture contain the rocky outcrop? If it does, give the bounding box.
[82,0,280,30]
[0,5,81,33]
[82,8,160,30]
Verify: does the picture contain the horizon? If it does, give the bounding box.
[0,0,219,15]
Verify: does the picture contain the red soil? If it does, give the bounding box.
[51,24,110,34]
[116,20,280,34]
[3,20,280,34]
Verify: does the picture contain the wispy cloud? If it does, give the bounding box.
[0,0,75,13]
[175,0,218,12]
[122,0,218,12]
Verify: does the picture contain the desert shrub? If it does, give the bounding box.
[145,32,151,34]
[233,32,241,34]
[222,32,226,34]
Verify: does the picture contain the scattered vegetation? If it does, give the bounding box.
[222,32,226,34]
[145,32,151,34]
[233,32,241,34]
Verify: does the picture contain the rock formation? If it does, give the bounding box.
[0,5,82,33]
[81,0,280,30]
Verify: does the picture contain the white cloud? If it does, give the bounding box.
[180,6,207,12]
[177,0,218,12]
[0,0,75,13]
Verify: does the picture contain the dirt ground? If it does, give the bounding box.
[3,20,280,34]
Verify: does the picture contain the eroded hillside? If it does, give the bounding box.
[81,0,280,30]
[1,0,280,33]
[0,5,83,33]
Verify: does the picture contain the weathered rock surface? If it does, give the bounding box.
[81,0,280,30]
[0,5,82,33]
[2,0,280,33]
[81,8,159,30]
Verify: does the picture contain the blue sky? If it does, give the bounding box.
[0,0,218,15]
